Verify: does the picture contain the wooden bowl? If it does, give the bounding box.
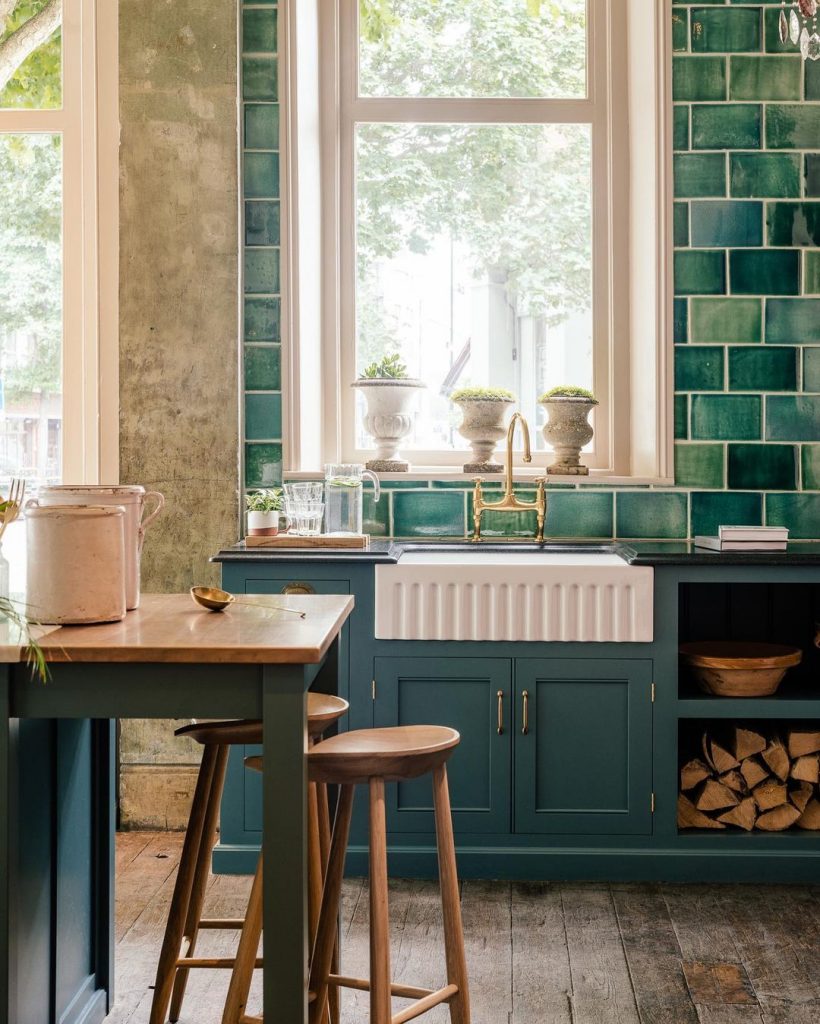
[680,641,802,698]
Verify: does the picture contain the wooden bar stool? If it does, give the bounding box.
[224,726,470,1024]
[149,693,348,1024]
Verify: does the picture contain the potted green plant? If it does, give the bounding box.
[538,386,598,476]
[450,386,516,473]
[245,488,283,537]
[352,354,425,472]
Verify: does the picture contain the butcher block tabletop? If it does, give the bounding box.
[31,593,355,664]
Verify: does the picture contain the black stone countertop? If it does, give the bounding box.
[213,539,820,566]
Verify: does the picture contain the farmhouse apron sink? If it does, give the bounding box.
[374,545,654,642]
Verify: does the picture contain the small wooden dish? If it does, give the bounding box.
[680,641,803,698]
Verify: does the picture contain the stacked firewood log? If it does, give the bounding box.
[678,726,820,831]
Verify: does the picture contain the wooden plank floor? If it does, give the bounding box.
[107,833,820,1024]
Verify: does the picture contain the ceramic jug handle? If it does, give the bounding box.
[363,470,381,503]
[139,491,165,545]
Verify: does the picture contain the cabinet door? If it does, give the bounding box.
[374,657,512,834]
[514,659,653,835]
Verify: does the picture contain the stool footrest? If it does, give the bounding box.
[198,918,246,930]
[328,973,458,1020]
[176,956,263,969]
[392,986,459,1024]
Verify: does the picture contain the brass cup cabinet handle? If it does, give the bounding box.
[497,690,504,735]
[522,690,529,735]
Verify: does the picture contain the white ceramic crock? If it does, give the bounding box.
[25,504,127,624]
[34,485,164,609]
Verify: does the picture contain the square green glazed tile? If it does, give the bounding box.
[690,201,762,247]
[674,106,690,151]
[691,491,762,536]
[675,251,727,295]
[729,250,800,296]
[767,203,820,247]
[243,297,280,341]
[244,104,279,150]
[675,345,725,391]
[616,492,688,540]
[673,8,689,52]
[690,298,762,343]
[730,153,800,198]
[245,442,283,488]
[674,203,690,247]
[674,154,727,197]
[730,57,802,100]
[808,57,820,100]
[244,249,280,294]
[242,56,278,102]
[767,396,820,441]
[675,299,689,343]
[765,299,820,344]
[801,445,820,489]
[727,443,798,490]
[244,153,280,198]
[392,491,466,537]
[673,57,727,101]
[764,8,800,53]
[245,393,282,440]
[767,105,820,149]
[544,491,614,539]
[245,201,280,246]
[692,394,762,440]
[692,7,761,53]
[363,491,391,537]
[674,443,725,488]
[765,493,820,538]
[244,344,281,390]
[807,156,820,197]
[691,104,761,150]
[805,348,820,392]
[676,394,690,439]
[806,253,820,295]
[728,346,797,392]
[242,8,277,53]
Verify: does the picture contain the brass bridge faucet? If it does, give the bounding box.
[471,412,546,542]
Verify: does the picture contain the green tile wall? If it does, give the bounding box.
[240,3,820,541]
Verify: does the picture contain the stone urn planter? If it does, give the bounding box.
[451,387,516,473]
[538,387,598,476]
[353,357,425,471]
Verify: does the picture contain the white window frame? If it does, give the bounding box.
[281,0,673,482]
[0,0,119,486]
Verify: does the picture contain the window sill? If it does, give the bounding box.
[285,468,675,487]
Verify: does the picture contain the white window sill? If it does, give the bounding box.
[285,468,675,487]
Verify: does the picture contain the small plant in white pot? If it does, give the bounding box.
[538,386,598,476]
[245,488,283,537]
[352,354,425,472]
[450,386,516,473]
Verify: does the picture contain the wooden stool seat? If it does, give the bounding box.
[149,693,348,1024]
[308,725,460,785]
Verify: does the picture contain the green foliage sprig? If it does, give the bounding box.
[451,386,516,402]
[245,488,283,513]
[359,353,409,380]
[0,597,48,683]
[539,386,597,402]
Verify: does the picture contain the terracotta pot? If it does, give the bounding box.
[680,641,803,698]
[539,397,597,476]
[454,398,515,473]
[247,510,280,537]
[352,379,425,472]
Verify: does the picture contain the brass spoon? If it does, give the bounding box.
[190,586,306,618]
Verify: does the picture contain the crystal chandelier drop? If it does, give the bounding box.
[780,0,820,61]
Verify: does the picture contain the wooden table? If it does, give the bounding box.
[0,592,354,1024]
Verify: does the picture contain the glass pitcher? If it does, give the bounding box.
[324,464,380,535]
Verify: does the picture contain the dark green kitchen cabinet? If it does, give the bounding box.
[373,657,512,834]
[514,658,654,835]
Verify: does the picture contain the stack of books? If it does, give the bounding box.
[694,526,789,552]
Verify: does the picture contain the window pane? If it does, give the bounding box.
[358,0,586,99]
[354,123,592,453]
[0,0,62,109]
[0,134,63,491]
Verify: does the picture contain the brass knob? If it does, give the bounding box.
[281,581,316,595]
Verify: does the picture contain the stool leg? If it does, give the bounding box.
[169,743,230,1021]
[221,852,264,1024]
[307,781,330,1024]
[317,783,340,1024]
[309,785,354,1024]
[432,764,471,1024]
[369,777,392,1024]
[149,743,219,1024]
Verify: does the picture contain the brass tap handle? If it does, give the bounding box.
[497,690,504,734]
[522,690,529,735]
[472,477,484,542]
[535,478,547,543]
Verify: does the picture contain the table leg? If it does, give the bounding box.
[0,668,16,1024]
[262,664,310,1022]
